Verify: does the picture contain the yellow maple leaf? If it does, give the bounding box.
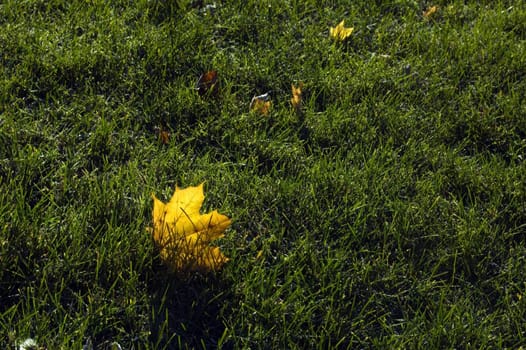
[151,183,231,272]
[330,20,354,42]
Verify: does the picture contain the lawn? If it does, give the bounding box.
[1,0,525,348]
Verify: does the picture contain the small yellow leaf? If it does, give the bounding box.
[151,183,231,272]
[330,20,354,42]
[423,5,439,19]
[291,82,303,113]
[250,92,272,116]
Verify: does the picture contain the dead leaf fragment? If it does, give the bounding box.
[154,124,171,144]
[195,70,219,96]
[250,92,272,116]
[159,130,170,144]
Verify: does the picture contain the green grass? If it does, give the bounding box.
[1,0,525,348]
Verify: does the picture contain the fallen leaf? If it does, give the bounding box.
[154,125,170,144]
[250,92,272,116]
[151,183,231,272]
[156,125,171,144]
[195,70,218,96]
[290,82,303,113]
[423,5,439,19]
[330,20,354,42]
[159,130,170,144]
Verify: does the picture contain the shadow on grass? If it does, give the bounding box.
[147,263,232,350]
